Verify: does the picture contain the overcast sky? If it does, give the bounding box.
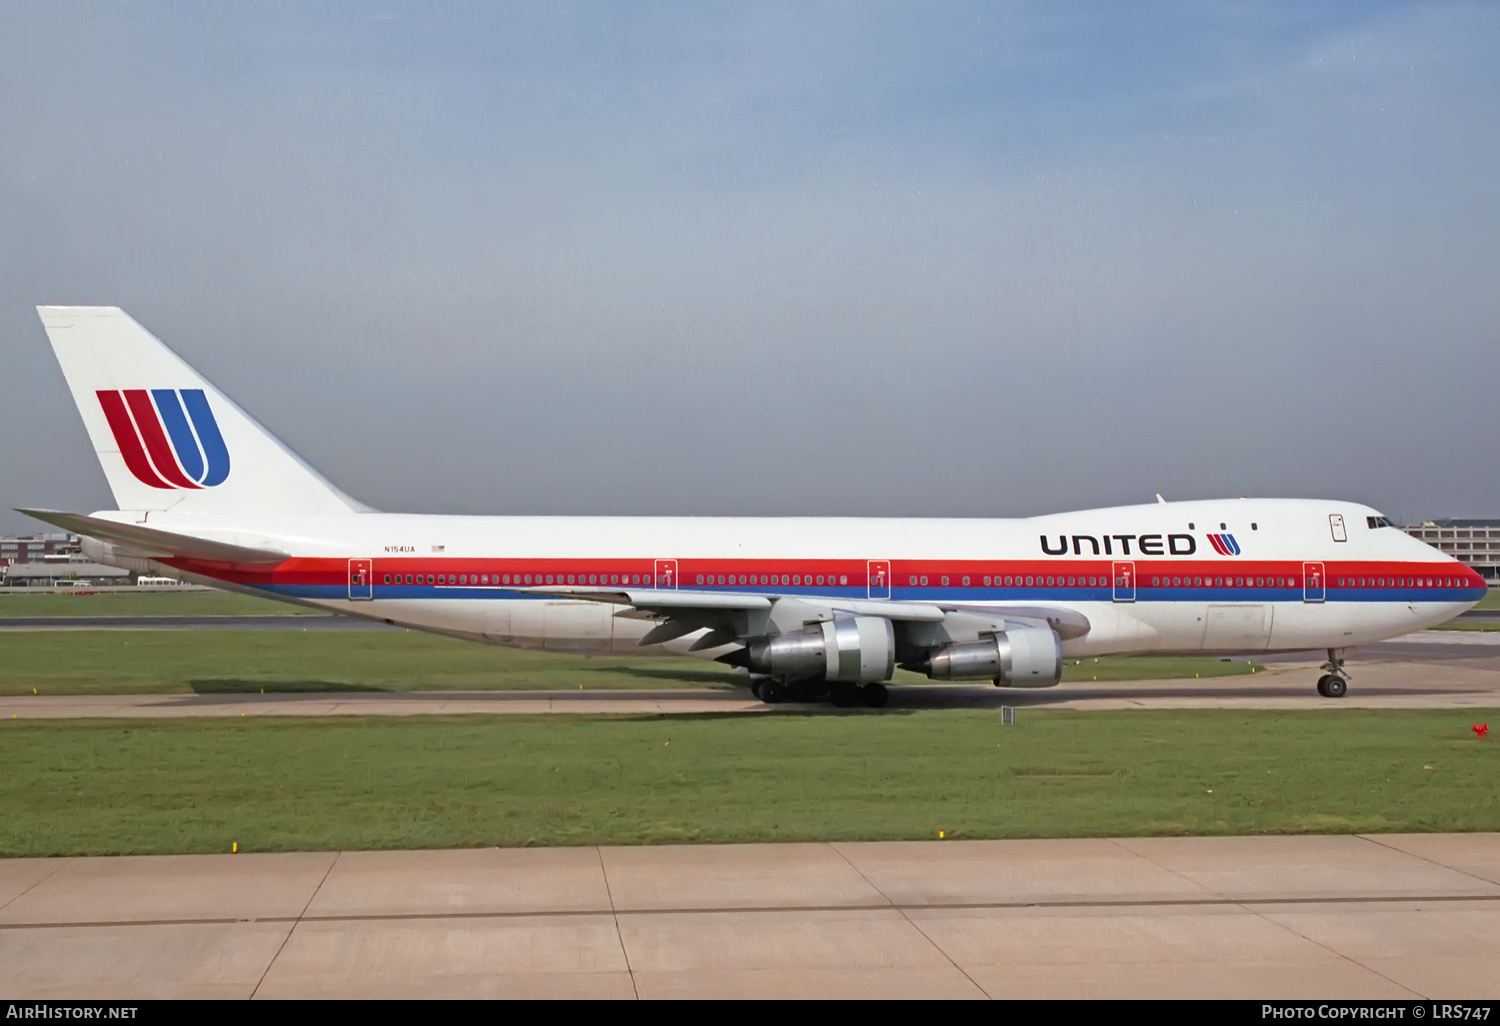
[1,1,1496,531]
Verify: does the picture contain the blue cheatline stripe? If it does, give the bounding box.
[180,389,230,486]
[150,389,204,483]
[249,583,1485,604]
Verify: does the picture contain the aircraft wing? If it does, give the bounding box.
[519,584,1088,649]
[16,508,291,564]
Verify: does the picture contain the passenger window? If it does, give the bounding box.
[383,574,391,584]
[1066,577,1074,586]
[909,576,917,585]
[839,575,848,585]
[1005,577,1013,585]
[1236,578,1244,587]
[816,575,825,585]
[983,576,992,586]
[962,576,971,586]
[1025,576,1033,586]
[1172,577,1181,587]
[696,575,705,585]
[941,576,949,586]
[1152,577,1161,586]
[920,576,928,586]
[428,575,436,584]
[1194,577,1202,586]
[1045,577,1054,586]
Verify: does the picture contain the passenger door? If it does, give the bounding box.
[1112,561,1136,603]
[348,558,373,601]
[867,560,890,599]
[654,559,677,590]
[1303,562,1325,603]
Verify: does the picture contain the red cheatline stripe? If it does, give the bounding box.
[96,390,173,489]
[123,389,200,489]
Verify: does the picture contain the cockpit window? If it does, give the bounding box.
[1366,515,1394,529]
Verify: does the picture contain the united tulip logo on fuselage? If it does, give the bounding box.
[96,389,230,489]
[1205,533,1242,556]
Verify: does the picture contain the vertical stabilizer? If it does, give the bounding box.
[36,306,366,515]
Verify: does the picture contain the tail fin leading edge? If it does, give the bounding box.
[37,306,366,515]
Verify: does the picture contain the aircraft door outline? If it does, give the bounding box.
[1329,514,1347,543]
[1303,562,1325,603]
[348,558,373,601]
[867,560,890,599]
[1112,561,1136,603]
[654,559,677,590]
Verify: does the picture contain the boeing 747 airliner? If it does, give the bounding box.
[22,307,1486,705]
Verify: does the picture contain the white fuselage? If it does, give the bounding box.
[86,497,1483,662]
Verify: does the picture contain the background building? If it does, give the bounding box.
[1403,519,1500,583]
[3,557,130,587]
[0,533,80,566]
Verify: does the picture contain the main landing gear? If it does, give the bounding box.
[1316,648,1349,699]
[750,678,889,708]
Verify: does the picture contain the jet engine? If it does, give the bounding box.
[745,615,896,683]
[924,627,1062,687]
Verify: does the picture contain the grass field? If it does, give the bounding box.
[0,709,1493,856]
[0,630,1258,695]
[1478,589,1500,610]
[0,591,322,616]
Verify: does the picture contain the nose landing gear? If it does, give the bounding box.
[1316,649,1349,698]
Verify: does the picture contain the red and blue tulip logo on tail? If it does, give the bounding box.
[96,389,231,489]
[1206,533,1241,556]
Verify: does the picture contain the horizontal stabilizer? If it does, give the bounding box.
[17,509,290,564]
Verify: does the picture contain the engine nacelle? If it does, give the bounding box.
[746,615,896,683]
[925,627,1062,688]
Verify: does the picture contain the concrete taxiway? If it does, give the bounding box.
[1,834,1497,998]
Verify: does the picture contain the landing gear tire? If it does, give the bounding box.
[829,683,860,708]
[1316,674,1348,698]
[860,683,889,708]
[759,680,786,704]
[749,679,765,701]
[1318,649,1349,698]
